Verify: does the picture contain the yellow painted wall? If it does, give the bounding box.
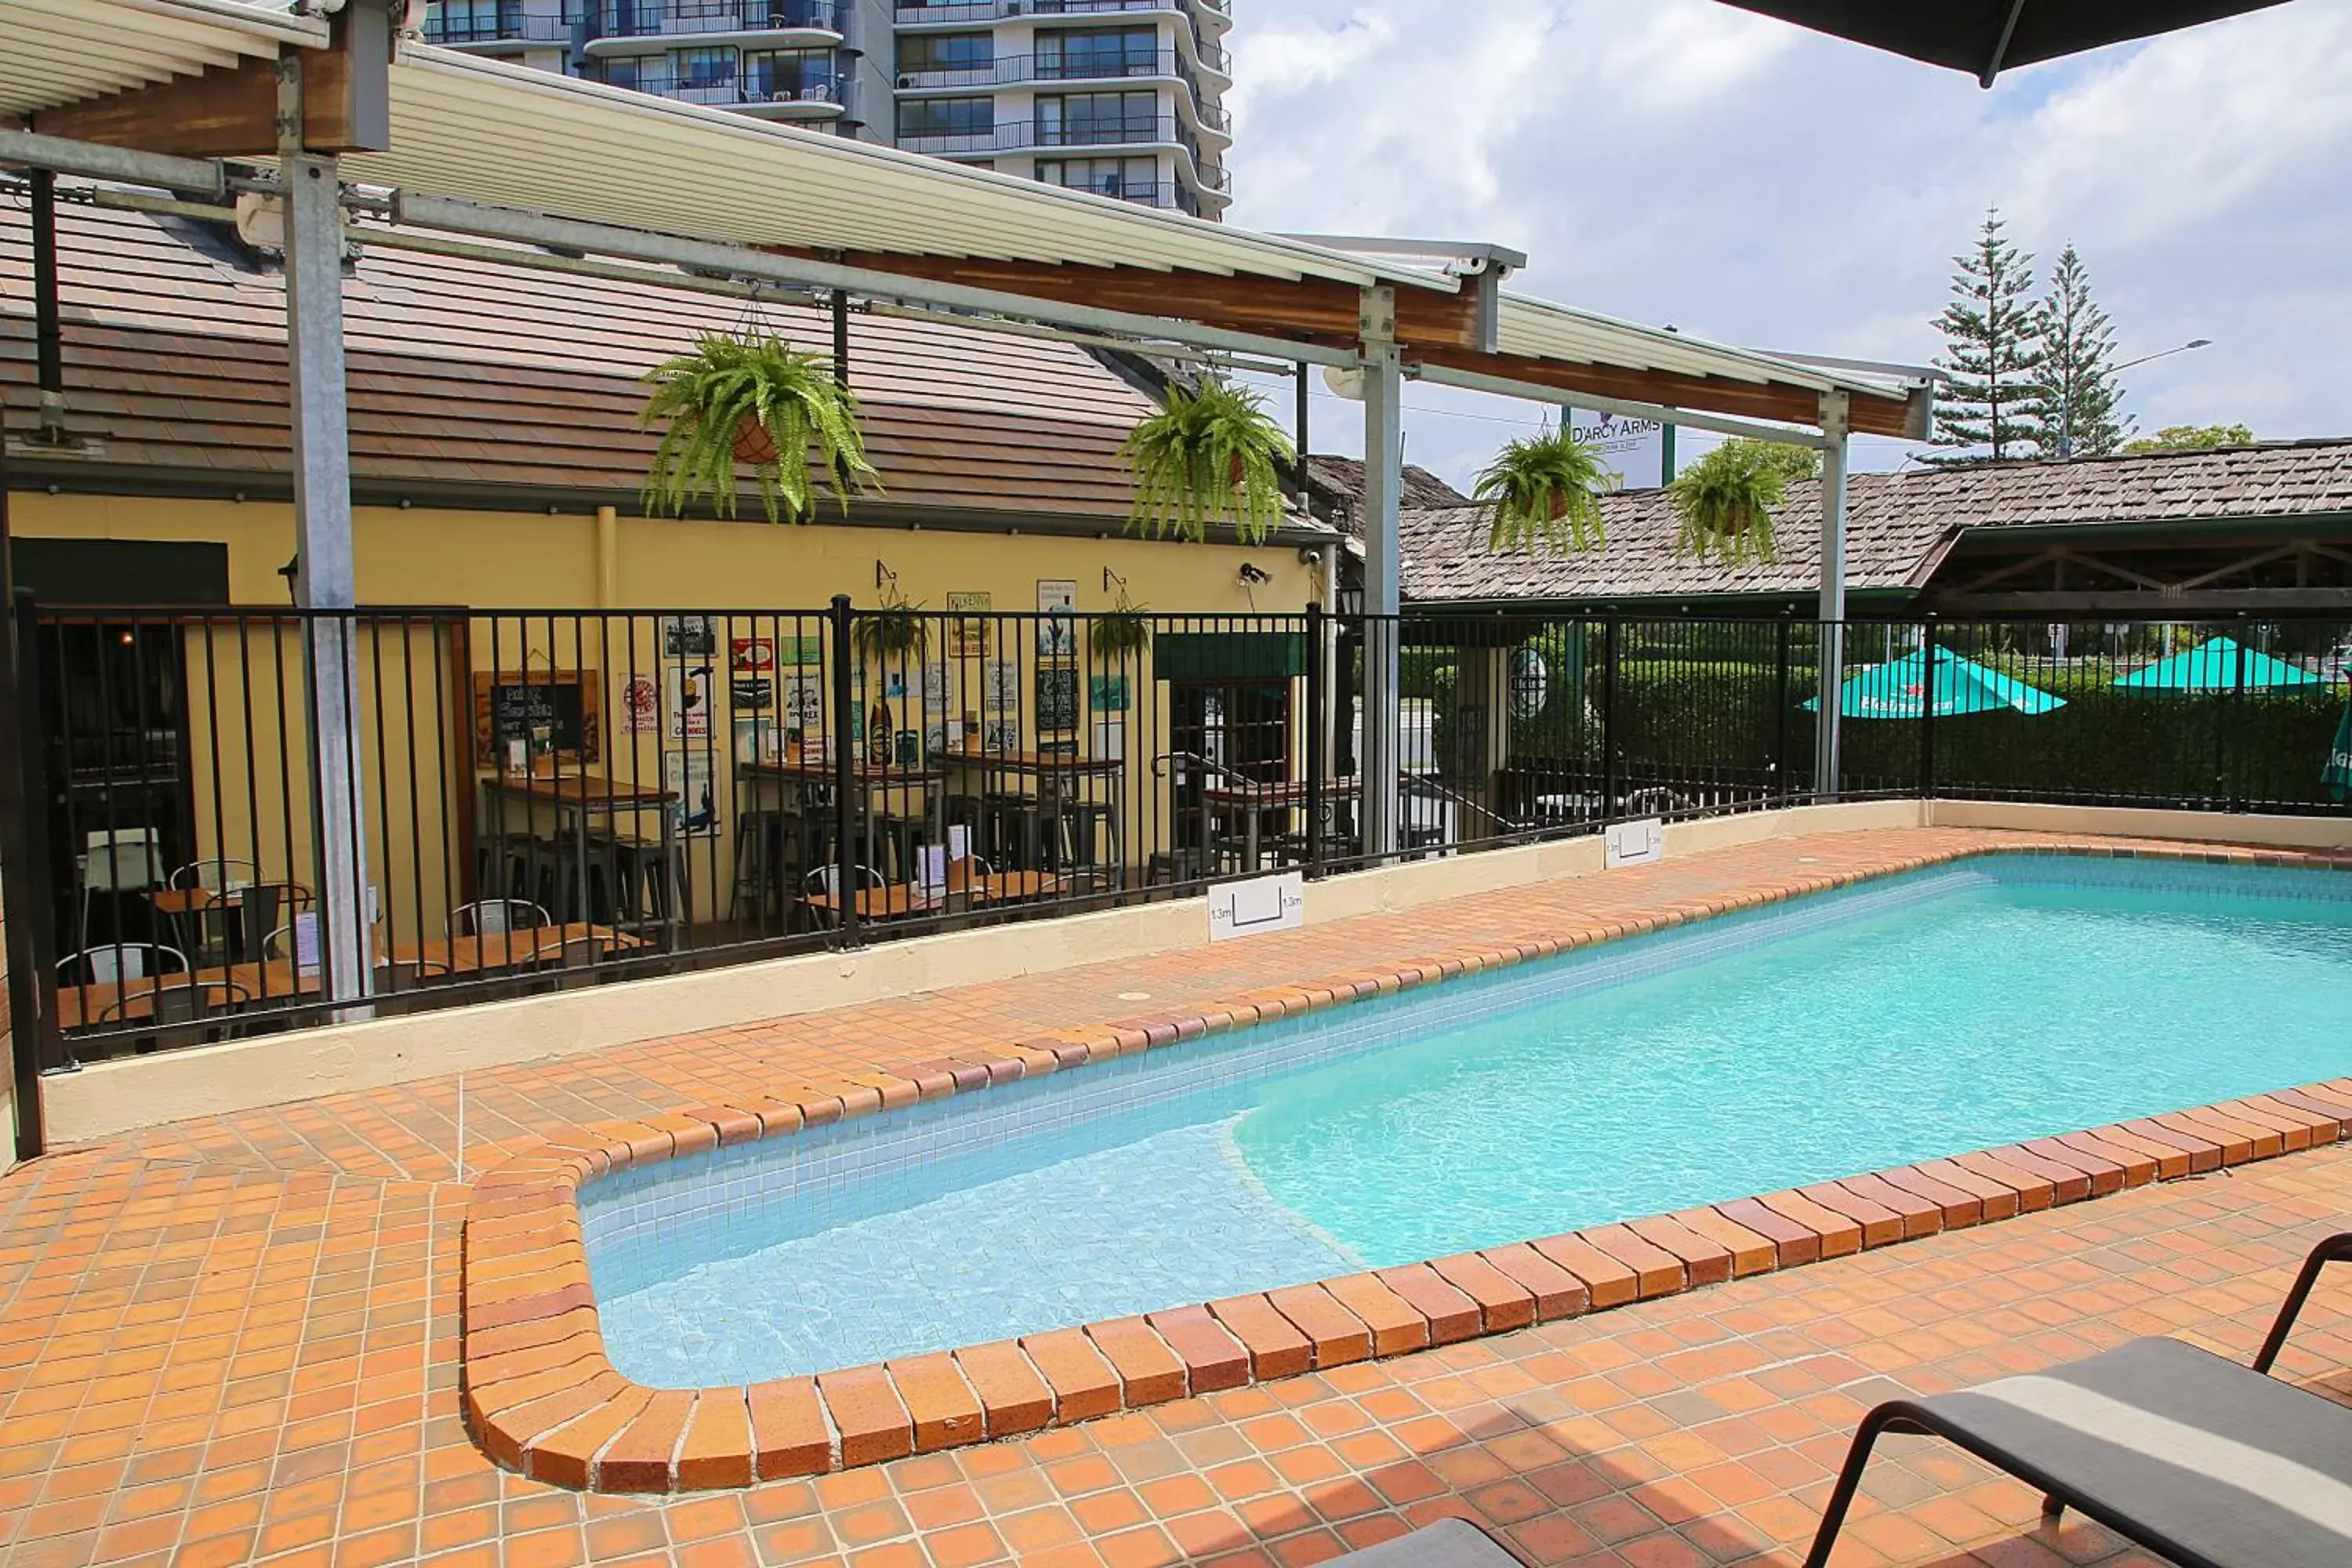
[13,492,1326,935]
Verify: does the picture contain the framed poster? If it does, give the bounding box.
[730,636,775,675]
[731,677,773,711]
[982,659,1019,714]
[776,635,824,669]
[1036,666,1079,731]
[1092,715,1126,761]
[662,614,715,658]
[666,665,715,742]
[665,751,719,837]
[619,673,660,736]
[946,591,992,658]
[782,670,826,733]
[1089,674,1131,713]
[1036,579,1077,657]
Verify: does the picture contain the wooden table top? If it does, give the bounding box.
[941,747,1123,777]
[1201,776,1362,808]
[482,773,675,808]
[743,758,946,785]
[146,883,311,916]
[803,870,1067,919]
[60,922,641,1030]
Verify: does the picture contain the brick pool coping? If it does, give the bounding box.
[459,837,2352,1495]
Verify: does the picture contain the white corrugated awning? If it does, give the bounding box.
[1497,294,1893,400]
[350,43,1452,291]
[0,0,326,121]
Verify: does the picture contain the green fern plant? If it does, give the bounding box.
[1120,379,1294,544]
[1668,438,1790,564]
[1090,591,1152,660]
[641,332,881,525]
[1471,425,1612,551]
[853,586,928,665]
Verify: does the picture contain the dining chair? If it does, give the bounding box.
[449,899,551,937]
[100,978,252,1051]
[77,828,165,948]
[801,864,885,930]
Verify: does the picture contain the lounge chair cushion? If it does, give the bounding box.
[1325,1518,1520,1567]
[1920,1337,2352,1568]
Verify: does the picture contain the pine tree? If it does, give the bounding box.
[2040,242,2133,458]
[1928,209,2050,464]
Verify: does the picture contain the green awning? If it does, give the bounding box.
[1802,645,2064,719]
[1153,631,1307,681]
[2112,636,2323,691]
[2326,698,2352,803]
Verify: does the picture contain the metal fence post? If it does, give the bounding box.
[1304,602,1327,879]
[2232,613,2251,812]
[1774,609,1793,806]
[2,591,64,1156]
[1600,617,1621,822]
[1918,615,1940,803]
[829,593,861,948]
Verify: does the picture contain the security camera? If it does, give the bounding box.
[1238,563,1273,586]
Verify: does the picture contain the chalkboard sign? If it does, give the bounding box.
[474,670,601,764]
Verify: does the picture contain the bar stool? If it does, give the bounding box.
[599,833,682,938]
[1057,798,1120,887]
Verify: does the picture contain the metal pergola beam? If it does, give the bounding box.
[0,127,227,198]
[383,191,1366,372]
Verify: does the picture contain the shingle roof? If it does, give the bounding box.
[1400,441,2352,604]
[0,201,1260,530]
[1305,454,1471,525]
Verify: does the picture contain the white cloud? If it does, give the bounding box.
[1225,0,2352,488]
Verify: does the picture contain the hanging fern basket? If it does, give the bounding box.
[1668,440,1789,564]
[1472,426,1613,553]
[1120,379,1294,545]
[641,331,880,525]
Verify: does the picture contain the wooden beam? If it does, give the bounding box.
[31,1,390,158]
[1415,345,1922,438]
[1931,587,2352,614]
[772,248,1484,351]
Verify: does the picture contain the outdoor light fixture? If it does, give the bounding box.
[2058,338,2213,458]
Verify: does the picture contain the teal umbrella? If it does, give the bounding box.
[2113,636,2322,691]
[1803,645,2065,719]
[2325,695,2352,803]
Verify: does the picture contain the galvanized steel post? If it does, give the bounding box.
[281,58,373,1009]
[1814,391,1851,801]
[1358,289,1403,860]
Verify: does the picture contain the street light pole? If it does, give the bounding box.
[2059,338,2212,459]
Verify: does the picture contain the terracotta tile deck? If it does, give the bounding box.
[4,826,2351,1568]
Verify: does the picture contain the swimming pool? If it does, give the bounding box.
[583,855,2352,1390]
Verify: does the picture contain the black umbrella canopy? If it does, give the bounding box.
[1717,1,2292,85]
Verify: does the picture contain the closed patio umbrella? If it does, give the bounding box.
[1715,2,2290,85]
[1803,645,2065,720]
[2325,697,2352,802]
[2111,636,2322,692]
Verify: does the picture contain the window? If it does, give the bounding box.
[593,55,642,89]
[745,47,835,98]
[897,96,994,139]
[1036,91,1157,146]
[432,0,519,38]
[1035,27,1156,80]
[896,32,992,72]
[1036,157,1158,201]
[673,47,737,88]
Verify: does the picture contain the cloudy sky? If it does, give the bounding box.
[1220,0,2352,488]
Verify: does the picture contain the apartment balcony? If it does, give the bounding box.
[892,51,1231,133]
[586,64,848,115]
[1041,178,1203,216]
[901,116,1231,198]
[895,0,1231,38]
[580,0,842,54]
[420,9,572,49]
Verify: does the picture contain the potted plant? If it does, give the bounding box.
[853,584,928,666]
[1120,378,1294,544]
[640,331,881,525]
[1471,423,1612,551]
[1090,590,1152,660]
[1668,437,1795,564]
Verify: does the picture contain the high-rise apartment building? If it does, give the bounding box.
[423,2,1233,218]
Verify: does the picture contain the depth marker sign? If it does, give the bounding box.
[1209,871,1305,942]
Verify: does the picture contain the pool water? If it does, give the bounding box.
[586,857,2352,1388]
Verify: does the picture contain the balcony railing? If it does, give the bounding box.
[1037,177,1200,213]
[584,0,840,41]
[590,66,844,106]
[423,11,571,44]
[892,50,1230,130]
[895,0,1228,28]
[901,112,1221,163]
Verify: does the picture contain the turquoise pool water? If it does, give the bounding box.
[586,857,2352,1387]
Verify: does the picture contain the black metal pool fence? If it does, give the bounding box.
[4,598,2347,1076]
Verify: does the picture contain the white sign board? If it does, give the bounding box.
[1604,816,1665,869]
[1208,871,1305,942]
[1567,408,1668,491]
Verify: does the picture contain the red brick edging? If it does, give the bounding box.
[459,838,2352,1493]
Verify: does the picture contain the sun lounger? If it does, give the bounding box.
[1805,1230,2352,1568]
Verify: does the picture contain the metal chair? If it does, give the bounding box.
[77,828,165,949]
[374,956,455,993]
[59,943,191,1036]
[168,857,259,892]
[449,898,550,937]
[801,864,885,930]
[100,978,252,1051]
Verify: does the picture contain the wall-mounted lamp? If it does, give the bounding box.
[1238,563,1272,587]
